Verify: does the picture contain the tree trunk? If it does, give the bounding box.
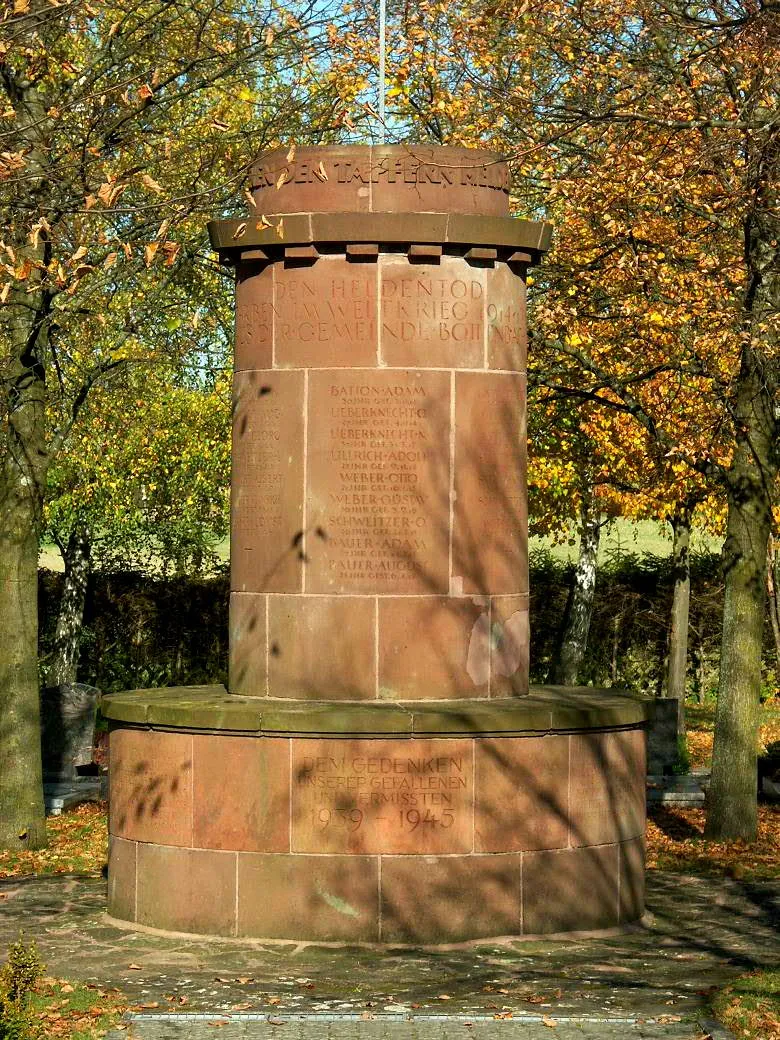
[0,497,47,849]
[48,526,92,687]
[706,351,776,841]
[666,505,692,741]
[0,42,51,850]
[550,492,600,685]
[766,534,780,668]
[0,276,49,850]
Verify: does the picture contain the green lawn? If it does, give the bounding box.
[712,969,780,1040]
[41,519,722,573]
[529,517,722,563]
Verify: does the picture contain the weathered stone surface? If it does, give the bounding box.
[136,844,236,935]
[647,697,681,775]
[110,728,193,846]
[474,735,569,853]
[3,868,777,1025]
[41,682,101,780]
[248,146,511,218]
[192,735,290,853]
[100,688,652,733]
[208,213,553,258]
[102,145,650,945]
[237,854,379,941]
[290,738,474,856]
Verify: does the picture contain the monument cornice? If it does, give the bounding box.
[207,212,553,264]
[100,686,651,734]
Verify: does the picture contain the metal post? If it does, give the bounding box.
[378,0,386,142]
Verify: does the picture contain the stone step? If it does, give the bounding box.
[646,775,705,808]
[44,777,107,816]
[107,1013,709,1040]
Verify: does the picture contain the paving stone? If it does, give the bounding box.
[1,871,769,1038]
[108,1017,709,1040]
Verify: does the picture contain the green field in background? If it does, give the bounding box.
[38,518,723,573]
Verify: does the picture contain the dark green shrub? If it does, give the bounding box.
[36,546,776,698]
[0,937,44,1040]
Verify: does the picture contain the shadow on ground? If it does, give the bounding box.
[0,871,777,1026]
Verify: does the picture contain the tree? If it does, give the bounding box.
[44,364,231,686]
[0,0,345,850]
[330,0,778,840]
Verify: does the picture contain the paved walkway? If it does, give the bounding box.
[1,872,777,1039]
[116,1015,725,1039]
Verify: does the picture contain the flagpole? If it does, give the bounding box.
[378,0,386,143]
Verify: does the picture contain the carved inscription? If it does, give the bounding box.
[307,371,450,595]
[487,265,527,372]
[380,258,484,366]
[274,260,377,367]
[487,302,523,350]
[231,372,303,593]
[235,265,273,371]
[254,155,510,194]
[453,372,526,595]
[291,739,474,853]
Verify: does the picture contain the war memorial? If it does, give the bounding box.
[100,145,650,944]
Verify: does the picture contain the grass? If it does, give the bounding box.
[644,698,780,882]
[0,804,107,881]
[712,969,780,1040]
[40,518,721,572]
[685,699,780,769]
[529,517,722,564]
[646,804,780,880]
[28,978,126,1040]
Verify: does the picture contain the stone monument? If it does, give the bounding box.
[101,145,649,943]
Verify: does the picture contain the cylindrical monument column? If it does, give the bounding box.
[102,146,649,946]
[215,145,549,702]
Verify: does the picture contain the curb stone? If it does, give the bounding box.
[695,1018,738,1040]
[105,1014,712,1039]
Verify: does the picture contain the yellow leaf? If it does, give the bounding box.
[316,161,328,181]
[161,241,180,266]
[0,281,11,303]
[286,143,296,163]
[264,26,274,45]
[141,173,163,193]
[13,0,30,12]
[144,242,158,266]
[14,258,32,281]
[103,252,118,269]
[232,223,247,239]
[275,169,288,190]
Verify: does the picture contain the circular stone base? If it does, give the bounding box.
[102,687,649,944]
